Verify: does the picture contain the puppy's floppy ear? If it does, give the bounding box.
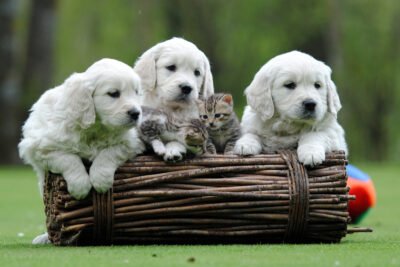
[133,49,157,93]
[245,68,274,121]
[200,55,214,98]
[57,72,96,129]
[327,79,342,116]
[324,66,342,116]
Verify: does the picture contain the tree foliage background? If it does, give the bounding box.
[1,0,399,164]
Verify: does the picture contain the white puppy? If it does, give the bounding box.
[19,58,145,200]
[133,37,214,161]
[234,51,347,166]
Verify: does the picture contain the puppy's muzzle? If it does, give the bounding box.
[180,84,193,95]
[303,99,317,112]
[127,108,141,121]
[302,99,317,118]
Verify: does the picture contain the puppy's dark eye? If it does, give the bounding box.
[194,70,201,77]
[201,115,208,120]
[284,82,296,90]
[166,65,176,71]
[314,82,321,89]
[107,91,120,98]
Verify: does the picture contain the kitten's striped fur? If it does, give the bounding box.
[139,106,208,158]
[197,93,241,154]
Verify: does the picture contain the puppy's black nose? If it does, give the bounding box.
[180,84,192,95]
[127,109,140,121]
[303,99,317,112]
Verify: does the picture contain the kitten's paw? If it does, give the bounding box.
[233,136,262,156]
[164,142,186,162]
[297,145,325,167]
[65,172,91,200]
[89,166,114,193]
[224,150,235,155]
[206,146,217,155]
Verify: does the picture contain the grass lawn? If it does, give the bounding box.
[0,164,399,267]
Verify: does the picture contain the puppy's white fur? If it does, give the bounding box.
[134,37,214,160]
[234,51,347,166]
[19,58,145,199]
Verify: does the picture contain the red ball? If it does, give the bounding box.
[346,164,376,223]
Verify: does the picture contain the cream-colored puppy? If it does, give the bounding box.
[234,51,347,166]
[134,37,214,161]
[19,58,145,200]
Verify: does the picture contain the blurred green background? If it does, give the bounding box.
[1,0,400,164]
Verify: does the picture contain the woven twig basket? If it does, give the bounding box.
[44,150,371,245]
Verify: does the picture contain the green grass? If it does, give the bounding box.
[0,164,399,267]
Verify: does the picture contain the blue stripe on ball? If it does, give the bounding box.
[347,164,370,182]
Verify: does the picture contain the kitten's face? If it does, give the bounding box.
[197,94,233,130]
[182,120,208,155]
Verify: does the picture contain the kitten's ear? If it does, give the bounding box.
[222,94,233,106]
[195,99,203,109]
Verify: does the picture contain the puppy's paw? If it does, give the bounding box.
[233,137,262,156]
[65,172,91,200]
[32,232,51,245]
[297,145,326,167]
[163,152,183,162]
[151,140,166,156]
[164,142,186,162]
[89,166,114,193]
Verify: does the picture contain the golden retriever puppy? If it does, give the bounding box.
[134,37,214,161]
[234,51,347,166]
[19,59,145,199]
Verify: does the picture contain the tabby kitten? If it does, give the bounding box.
[197,93,241,154]
[140,106,208,161]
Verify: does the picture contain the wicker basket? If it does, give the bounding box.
[44,150,371,245]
